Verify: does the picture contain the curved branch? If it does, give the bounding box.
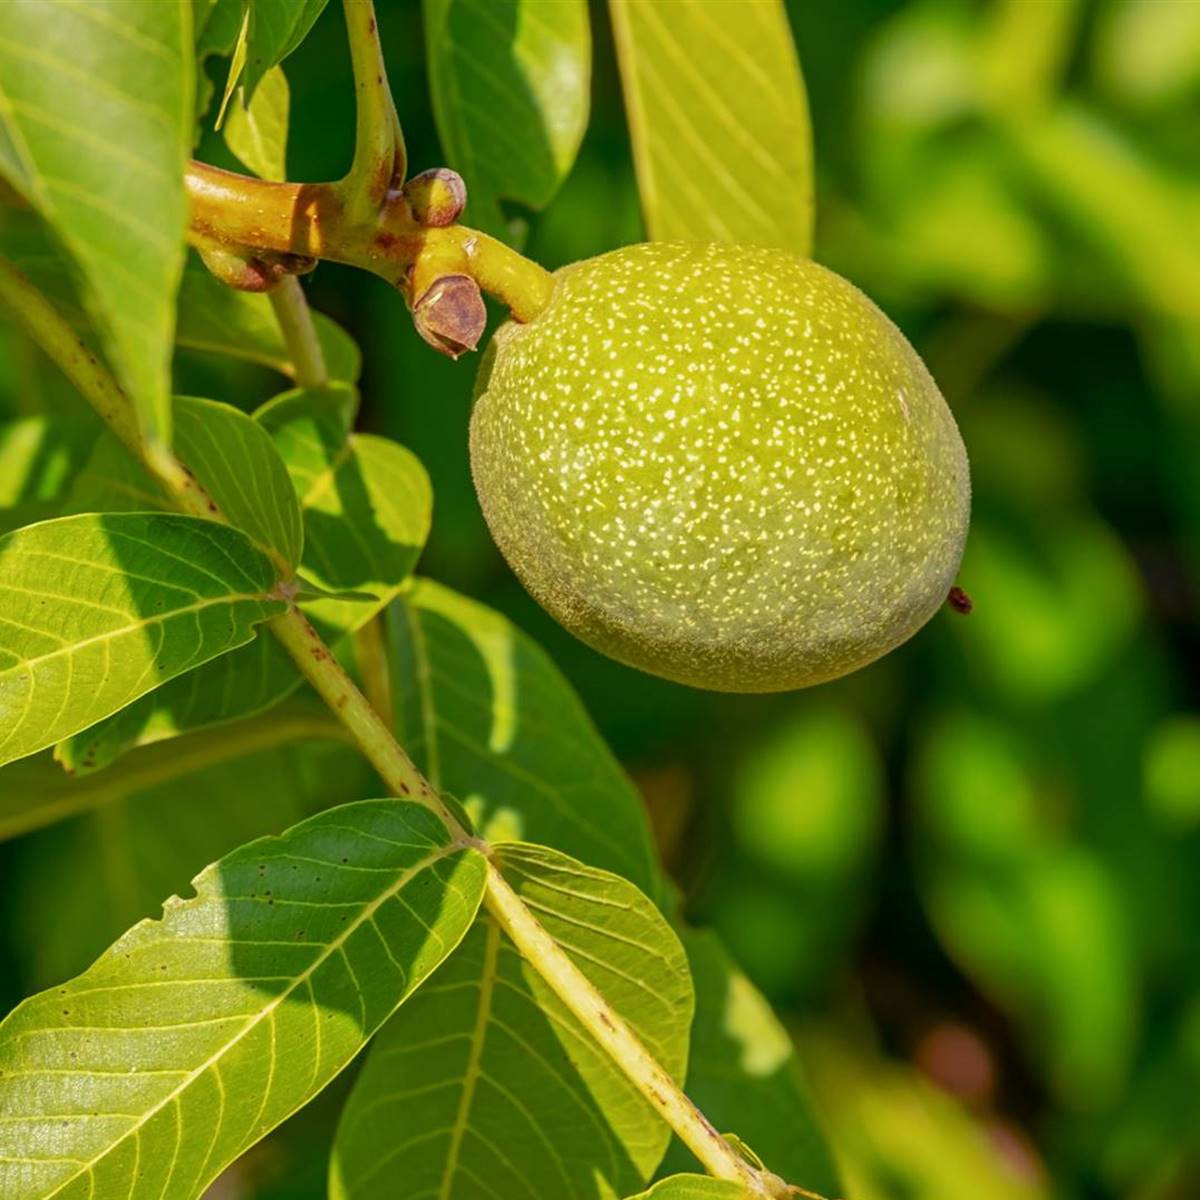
[185,160,554,323]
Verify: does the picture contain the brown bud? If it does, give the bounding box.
[403,167,467,227]
[947,585,973,614]
[196,244,316,293]
[196,243,281,292]
[412,274,486,358]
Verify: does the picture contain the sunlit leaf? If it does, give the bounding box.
[610,0,813,253]
[0,798,487,1200]
[0,513,285,768]
[224,64,289,180]
[0,0,194,444]
[658,931,840,1195]
[628,1178,745,1200]
[9,729,368,989]
[68,395,304,573]
[389,578,663,900]
[423,0,590,236]
[0,217,360,387]
[331,842,692,1199]
[258,387,431,602]
[57,392,430,773]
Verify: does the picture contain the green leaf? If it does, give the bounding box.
[628,1178,747,1200]
[9,729,369,990]
[423,0,590,236]
[193,0,245,127]
[331,842,693,1200]
[0,512,286,769]
[0,219,360,387]
[177,256,362,382]
[241,0,330,101]
[389,578,664,900]
[0,699,344,844]
[224,63,289,180]
[609,0,814,254]
[0,416,93,536]
[0,798,487,1200]
[57,394,430,773]
[68,395,304,573]
[258,388,431,600]
[0,0,195,444]
[658,932,841,1195]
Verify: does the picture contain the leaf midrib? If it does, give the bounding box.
[0,590,277,682]
[36,837,468,1200]
[437,916,500,1200]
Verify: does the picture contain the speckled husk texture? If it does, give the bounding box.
[470,242,970,692]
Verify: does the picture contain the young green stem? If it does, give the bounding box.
[268,276,328,388]
[339,0,405,218]
[0,254,787,1199]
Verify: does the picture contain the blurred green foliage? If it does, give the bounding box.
[0,1,1196,1196]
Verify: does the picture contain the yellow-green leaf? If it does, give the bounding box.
[0,798,487,1200]
[331,842,693,1200]
[224,63,289,180]
[423,0,590,236]
[610,0,813,254]
[0,513,285,768]
[0,0,195,445]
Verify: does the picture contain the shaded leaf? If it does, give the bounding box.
[0,798,487,1200]
[242,0,329,101]
[177,257,361,383]
[331,842,693,1200]
[57,392,430,773]
[389,578,663,900]
[610,0,813,253]
[193,0,245,127]
[0,513,285,768]
[658,931,840,1195]
[0,698,344,844]
[0,0,195,443]
[9,730,369,990]
[0,217,360,386]
[423,0,590,236]
[224,63,289,180]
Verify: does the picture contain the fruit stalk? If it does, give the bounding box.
[268,275,328,389]
[0,253,790,1198]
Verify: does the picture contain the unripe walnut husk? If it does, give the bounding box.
[470,242,970,692]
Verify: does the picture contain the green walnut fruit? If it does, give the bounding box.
[469,242,969,692]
